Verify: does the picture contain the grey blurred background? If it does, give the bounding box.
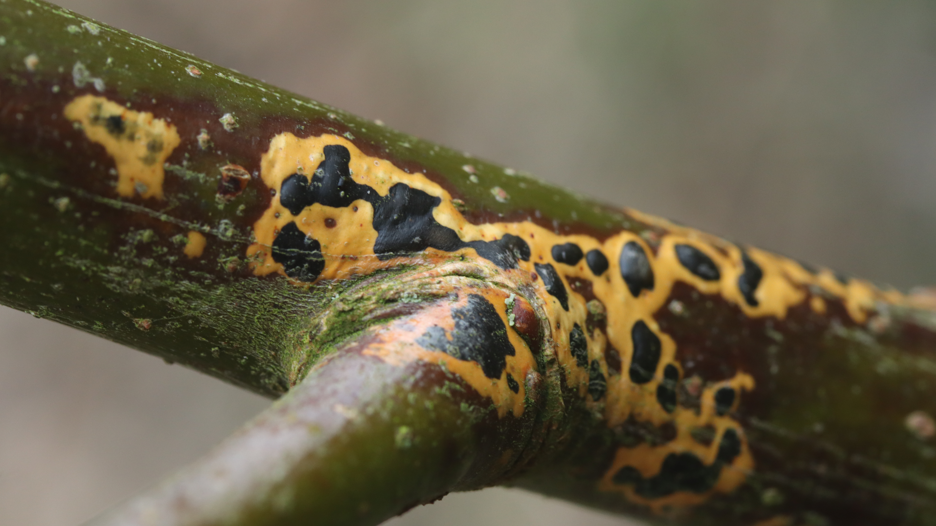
[3,1,936,524]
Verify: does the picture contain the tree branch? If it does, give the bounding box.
[2,1,936,526]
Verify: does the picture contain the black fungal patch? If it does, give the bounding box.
[417,294,516,379]
[619,241,654,297]
[612,428,742,498]
[535,263,569,311]
[507,373,520,393]
[629,320,661,384]
[271,222,325,282]
[738,252,763,307]
[552,243,584,266]
[714,387,736,416]
[471,234,531,271]
[675,244,720,281]
[105,114,125,137]
[278,144,530,278]
[719,428,742,461]
[656,363,680,413]
[146,139,163,154]
[588,361,607,401]
[586,249,609,276]
[570,323,588,368]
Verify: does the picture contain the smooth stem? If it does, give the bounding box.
[87,351,467,525]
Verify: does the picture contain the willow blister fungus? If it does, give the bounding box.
[0,2,935,526]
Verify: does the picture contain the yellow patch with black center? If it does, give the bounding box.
[64,95,180,199]
[248,132,924,515]
[361,285,538,419]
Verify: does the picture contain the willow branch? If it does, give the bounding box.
[2,2,936,526]
[88,282,536,526]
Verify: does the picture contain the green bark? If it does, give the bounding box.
[2,2,936,526]
[89,316,514,526]
[0,0,630,395]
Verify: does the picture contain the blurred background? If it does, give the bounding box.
[3,1,936,524]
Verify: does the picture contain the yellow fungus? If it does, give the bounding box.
[63,95,180,199]
[184,231,206,258]
[247,131,926,514]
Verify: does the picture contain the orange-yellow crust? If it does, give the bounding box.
[63,95,180,200]
[246,132,925,515]
[599,372,755,512]
[625,208,903,323]
[809,295,827,315]
[184,231,206,258]
[361,286,537,418]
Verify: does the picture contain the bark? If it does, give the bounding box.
[88,285,538,526]
[1,1,936,525]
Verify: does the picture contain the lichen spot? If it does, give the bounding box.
[184,231,207,258]
[23,53,39,72]
[64,95,180,199]
[905,410,936,440]
[197,129,212,150]
[490,186,509,203]
[219,112,238,132]
[52,196,70,212]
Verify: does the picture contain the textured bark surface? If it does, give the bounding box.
[1,2,936,525]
